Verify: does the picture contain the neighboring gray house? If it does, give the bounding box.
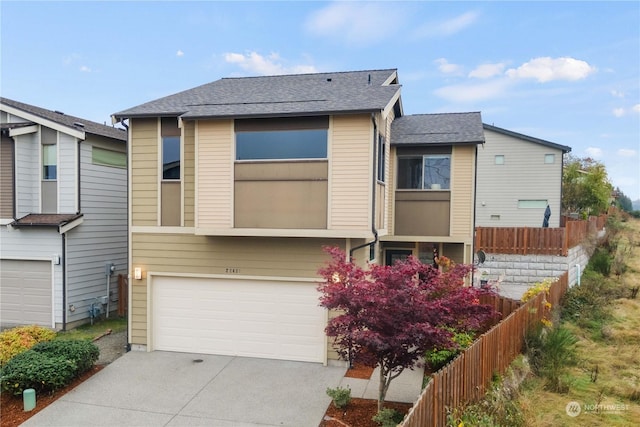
[475,124,571,228]
[0,98,127,330]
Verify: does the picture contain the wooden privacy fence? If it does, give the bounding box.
[400,272,569,427]
[117,274,128,316]
[475,214,607,256]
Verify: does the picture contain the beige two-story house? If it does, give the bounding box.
[112,69,482,365]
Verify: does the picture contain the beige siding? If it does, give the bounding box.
[476,129,564,227]
[388,146,397,234]
[183,121,195,226]
[130,233,344,345]
[197,120,233,228]
[330,115,371,230]
[131,118,158,226]
[450,145,475,238]
[0,136,14,219]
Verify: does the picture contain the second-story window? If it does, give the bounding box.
[377,134,386,182]
[162,136,180,179]
[42,144,57,180]
[397,154,450,190]
[235,116,329,161]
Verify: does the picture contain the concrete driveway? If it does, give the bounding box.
[22,351,347,427]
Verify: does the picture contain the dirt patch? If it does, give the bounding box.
[320,398,413,427]
[345,362,375,379]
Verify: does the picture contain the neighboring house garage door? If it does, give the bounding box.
[0,260,52,327]
[152,276,326,363]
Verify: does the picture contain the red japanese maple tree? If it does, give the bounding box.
[318,246,498,410]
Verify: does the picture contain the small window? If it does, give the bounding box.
[518,200,548,208]
[544,154,555,164]
[42,145,57,180]
[162,136,181,180]
[93,147,126,168]
[495,155,504,165]
[377,134,386,182]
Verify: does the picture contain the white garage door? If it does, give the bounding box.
[0,259,52,327]
[152,276,326,363]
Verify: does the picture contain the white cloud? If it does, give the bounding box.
[610,89,625,98]
[79,65,91,72]
[434,79,512,103]
[585,147,603,159]
[223,51,317,76]
[633,104,640,114]
[413,11,479,38]
[468,63,506,79]
[176,50,184,57]
[613,108,625,117]
[506,57,596,83]
[306,2,404,44]
[617,149,637,158]
[434,58,463,75]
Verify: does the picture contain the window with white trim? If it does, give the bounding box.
[397,154,451,190]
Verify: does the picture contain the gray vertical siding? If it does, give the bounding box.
[14,132,39,217]
[65,140,127,323]
[476,129,564,227]
[58,132,77,212]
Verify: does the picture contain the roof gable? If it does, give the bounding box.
[391,112,484,146]
[113,69,402,120]
[483,124,571,153]
[1,97,126,142]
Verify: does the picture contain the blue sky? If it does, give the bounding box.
[2,1,639,199]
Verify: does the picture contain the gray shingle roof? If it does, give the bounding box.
[0,97,126,141]
[113,69,401,120]
[391,112,484,146]
[483,124,571,153]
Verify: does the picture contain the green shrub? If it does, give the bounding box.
[587,247,612,276]
[372,408,404,427]
[525,325,577,393]
[425,331,475,371]
[31,340,99,375]
[326,385,351,409]
[0,325,56,366]
[0,351,77,395]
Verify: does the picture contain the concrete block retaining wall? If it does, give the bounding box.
[479,242,594,300]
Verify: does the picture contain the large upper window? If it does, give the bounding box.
[397,154,450,190]
[42,145,57,180]
[235,116,329,161]
[93,147,126,168]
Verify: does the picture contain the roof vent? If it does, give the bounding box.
[74,122,85,128]
[54,110,65,115]
[368,74,371,85]
[326,78,332,82]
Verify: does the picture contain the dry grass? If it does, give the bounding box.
[518,218,640,426]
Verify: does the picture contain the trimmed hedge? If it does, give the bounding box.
[0,340,99,395]
[0,325,56,366]
[32,340,99,376]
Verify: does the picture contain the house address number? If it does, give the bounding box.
[225,267,240,274]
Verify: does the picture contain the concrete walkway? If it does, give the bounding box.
[338,364,425,404]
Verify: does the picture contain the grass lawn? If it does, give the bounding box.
[55,316,127,341]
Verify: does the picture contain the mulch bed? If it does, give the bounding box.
[321,362,413,427]
[0,365,103,427]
